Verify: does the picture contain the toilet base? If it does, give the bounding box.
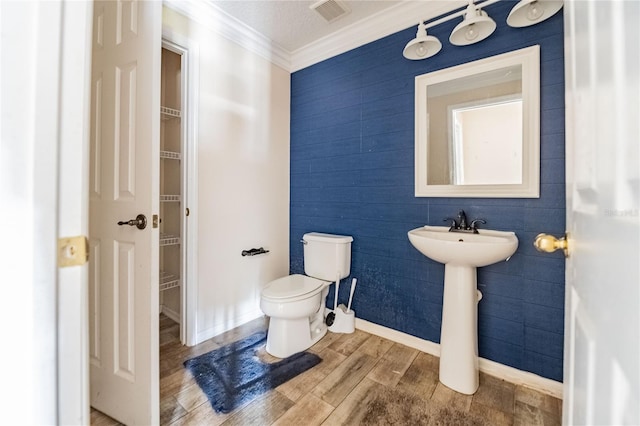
[266,316,327,358]
[261,284,329,358]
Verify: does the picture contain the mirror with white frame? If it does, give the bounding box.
[415,45,540,198]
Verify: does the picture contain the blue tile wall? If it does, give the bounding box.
[290,2,565,382]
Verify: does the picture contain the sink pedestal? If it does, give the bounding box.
[439,264,480,395]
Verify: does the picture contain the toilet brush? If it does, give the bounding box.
[346,278,357,313]
[325,275,340,326]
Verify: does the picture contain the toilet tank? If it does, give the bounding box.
[303,232,353,281]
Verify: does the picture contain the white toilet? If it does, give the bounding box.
[260,232,353,358]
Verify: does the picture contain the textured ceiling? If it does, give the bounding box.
[211,0,402,52]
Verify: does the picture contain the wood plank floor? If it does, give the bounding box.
[91,315,562,425]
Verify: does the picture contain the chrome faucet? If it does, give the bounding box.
[443,210,486,234]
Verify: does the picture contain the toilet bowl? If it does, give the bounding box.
[260,232,353,358]
[260,274,329,358]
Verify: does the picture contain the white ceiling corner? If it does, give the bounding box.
[163,0,466,72]
[163,0,292,70]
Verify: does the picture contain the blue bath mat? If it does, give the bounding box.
[184,331,322,413]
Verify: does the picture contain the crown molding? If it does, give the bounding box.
[163,0,291,71]
[289,0,466,72]
[163,0,468,73]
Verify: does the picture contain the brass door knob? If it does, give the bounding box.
[534,233,569,257]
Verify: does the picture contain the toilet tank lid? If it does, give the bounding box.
[303,232,353,243]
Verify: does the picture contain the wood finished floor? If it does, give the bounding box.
[91,315,562,425]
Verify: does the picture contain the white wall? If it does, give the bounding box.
[162,7,291,343]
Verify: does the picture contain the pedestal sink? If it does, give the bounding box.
[408,225,518,394]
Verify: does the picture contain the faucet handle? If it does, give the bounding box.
[470,219,487,232]
[444,217,458,229]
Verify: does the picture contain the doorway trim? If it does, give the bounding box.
[161,32,199,346]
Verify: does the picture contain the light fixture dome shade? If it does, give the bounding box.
[449,9,496,46]
[507,0,563,27]
[403,24,442,60]
[403,35,442,60]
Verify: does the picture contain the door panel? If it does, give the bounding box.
[115,61,138,199]
[89,0,161,424]
[114,240,136,379]
[89,239,102,367]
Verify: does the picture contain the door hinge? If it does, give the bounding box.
[58,235,89,267]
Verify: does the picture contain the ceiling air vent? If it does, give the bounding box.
[310,0,351,23]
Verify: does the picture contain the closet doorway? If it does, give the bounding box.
[159,40,196,346]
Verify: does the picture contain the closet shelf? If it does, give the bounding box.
[160,106,181,120]
[160,194,180,202]
[160,150,181,160]
[160,233,180,246]
[160,271,180,291]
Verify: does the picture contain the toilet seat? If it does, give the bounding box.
[262,274,328,302]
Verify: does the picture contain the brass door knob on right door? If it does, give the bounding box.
[534,233,569,257]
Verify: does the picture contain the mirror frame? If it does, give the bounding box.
[415,45,540,198]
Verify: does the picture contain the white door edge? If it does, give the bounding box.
[563,1,640,423]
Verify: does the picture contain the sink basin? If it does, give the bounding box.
[408,225,518,395]
[408,226,518,267]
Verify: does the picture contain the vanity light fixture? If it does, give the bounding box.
[403,0,563,60]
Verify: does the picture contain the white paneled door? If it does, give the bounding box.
[564,0,639,424]
[89,1,161,424]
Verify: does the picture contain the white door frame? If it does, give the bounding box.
[162,30,200,347]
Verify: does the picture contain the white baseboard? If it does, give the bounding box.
[355,318,564,399]
[355,317,442,356]
[160,305,180,324]
[195,308,265,344]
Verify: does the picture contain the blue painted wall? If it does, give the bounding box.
[290,2,565,382]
